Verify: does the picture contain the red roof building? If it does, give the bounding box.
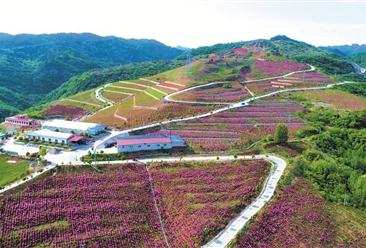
[5,115,37,127]
[117,135,185,153]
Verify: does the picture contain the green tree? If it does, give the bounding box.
[39,146,47,157]
[274,124,289,144]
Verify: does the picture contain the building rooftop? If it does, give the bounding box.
[27,129,73,140]
[117,136,171,146]
[42,119,103,131]
[6,115,35,123]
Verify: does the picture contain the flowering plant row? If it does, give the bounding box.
[0,165,167,248]
[150,160,270,248]
[159,100,305,151]
[42,105,87,120]
[253,60,308,77]
[237,179,335,248]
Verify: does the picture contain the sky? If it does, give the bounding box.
[0,0,366,48]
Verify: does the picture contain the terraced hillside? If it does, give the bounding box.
[245,71,332,95]
[83,75,221,127]
[153,99,305,151]
[37,40,334,131]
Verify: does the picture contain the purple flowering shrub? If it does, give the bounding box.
[237,179,335,248]
[0,164,167,248]
[150,160,270,248]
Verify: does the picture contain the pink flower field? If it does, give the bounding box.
[0,165,167,248]
[0,161,271,248]
[174,82,252,103]
[246,70,332,95]
[160,99,305,151]
[150,159,270,248]
[42,104,87,120]
[252,60,308,77]
[237,179,335,248]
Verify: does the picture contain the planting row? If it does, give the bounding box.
[0,160,270,248]
[173,82,252,103]
[236,179,335,248]
[159,100,305,151]
[0,164,166,248]
[150,159,270,248]
[246,71,332,95]
[250,60,308,78]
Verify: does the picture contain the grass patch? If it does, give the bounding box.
[263,141,307,158]
[68,89,103,106]
[0,155,29,188]
[33,220,69,231]
[327,203,366,246]
[113,82,148,90]
[145,87,166,99]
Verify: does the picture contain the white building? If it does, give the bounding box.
[26,129,74,145]
[117,135,185,153]
[5,115,38,127]
[42,120,105,136]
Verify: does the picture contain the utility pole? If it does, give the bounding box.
[185,50,192,72]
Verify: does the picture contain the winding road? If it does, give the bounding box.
[163,65,316,105]
[1,64,360,247]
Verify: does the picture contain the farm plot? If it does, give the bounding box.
[41,105,87,120]
[290,89,366,111]
[173,82,252,103]
[157,99,306,151]
[87,101,216,130]
[58,90,104,113]
[248,60,309,79]
[150,159,270,248]
[0,164,167,248]
[236,179,335,248]
[100,90,132,103]
[246,71,332,95]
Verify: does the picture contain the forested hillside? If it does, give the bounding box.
[351,52,366,67]
[0,33,183,120]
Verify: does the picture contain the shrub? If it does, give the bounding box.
[274,124,289,144]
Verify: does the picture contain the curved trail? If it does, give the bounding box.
[164,65,315,105]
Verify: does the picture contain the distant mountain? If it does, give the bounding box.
[351,52,366,67]
[0,33,183,120]
[192,35,354,75]
[321,44,366,56]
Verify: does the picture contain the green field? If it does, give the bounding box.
[130,79,157,87]
[57,99,102,113]
[113,81,148,90]
[145,87,166,99]
[0,155,29,187]
[68,89,103,106]
[106,86,142,94]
